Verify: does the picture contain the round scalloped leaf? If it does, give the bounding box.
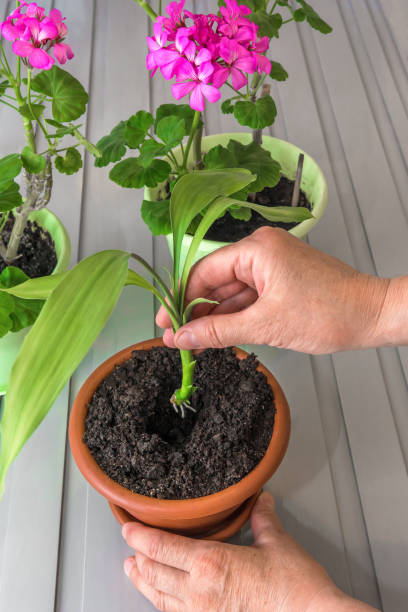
[55,148,83,175]
[30,66,88,122]
[233,95,277,129]
[109,158,171,189]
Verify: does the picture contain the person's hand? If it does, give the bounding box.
[122,491,376,611]
[156,227,391,354]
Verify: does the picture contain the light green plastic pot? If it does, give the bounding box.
[145,133,328,267]
[0,209,71,395]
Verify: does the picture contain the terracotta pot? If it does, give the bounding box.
[69,338,290,540]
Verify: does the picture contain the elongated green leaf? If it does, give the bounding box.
[0,250,130,495]
[170,169,255,285]
[0,266,43,334]
[126,267,178,326]
[180,195,313,305]
[0,268,148,301]
[183,297,218,324]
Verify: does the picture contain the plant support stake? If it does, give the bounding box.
[291,153,304,207]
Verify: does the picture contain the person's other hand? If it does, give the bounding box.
[122,491,376,611]
[156,227,389,354]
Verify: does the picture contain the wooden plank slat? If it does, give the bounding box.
[55,1,156,610]
[0,1,93,610]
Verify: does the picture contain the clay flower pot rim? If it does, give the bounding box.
[69,338,290,520]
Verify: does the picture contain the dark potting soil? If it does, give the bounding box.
[205,176,312,242]
[0,214,57,277]
[84,346,275,500]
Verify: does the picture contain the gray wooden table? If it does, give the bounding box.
[1,1,408,610]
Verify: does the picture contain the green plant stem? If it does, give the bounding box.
[225,81,246,98]
[281,17,294,24]
[270,0,278,13]
[158,0,162,15]
[193,123,203,166]
[182,111,201,170]
[173,349,196,406]
[0,98,19,111]
[132,0,157,21]
[27,69,51,146]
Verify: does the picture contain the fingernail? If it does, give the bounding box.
[124,556,135,577]
[176,330,202,350]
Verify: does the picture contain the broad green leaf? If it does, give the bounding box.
[0,250,130,495]
[141,199,171,236]
[293,8,306,21]
[124,111,154,148]
[0,154,22,191]
[139,140,166,167]
[0,182,23,212]
[94,121,127,168]
[155,104,197,135]
[18,103,45,120]
[295,0,332,33]
[246,12,282,38]
[0,292,14,337]
[270,61,288,81]
[21,146,46,174]
[0,80,9,96]
[156,116,185,148]
[55,147,82,175]
[204,140,281,192]
[233,95,277,129]
[0,266,43,336]
[109,158,171,189]
[229,206,252,221]
[221,98,235,114]
[0,271,68,300]
[170,169,255,286]
[30,66,88,122]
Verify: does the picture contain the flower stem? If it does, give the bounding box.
[132,0,157,21]
[193,123,203,166]
[27,68,51,146]
[182,111,201,170]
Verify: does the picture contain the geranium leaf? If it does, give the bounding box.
[0,182,23,212]
[270,61,288,81]
[124,111,154,149]
[295,0,332,33]
[30,66,88,122]
[204,140,281,192]
[0,250,130,496]
[0,80,9,96]
[0,292,14,338]
[246,11,282,38]
[0,267,43,334]
[156,116,185,148]
[0,154,22,191]
[141,199,171,236]
[139,140,166,167]
[21,146,46,174]
[229,205,252,221]
[155,104,197,135]
[94,121,127,168]
[293,8,306,21]
[109,158,171,188]
[221,98,235,114]
[18,103,45,120]
[55,147,82,175]
[233,95,277,129]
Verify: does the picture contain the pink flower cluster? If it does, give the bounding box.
[0,2,73,71]
[147,0,272,112]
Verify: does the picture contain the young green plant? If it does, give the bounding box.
[0,168,312,494]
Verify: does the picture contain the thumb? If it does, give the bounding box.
[173,306,265,350]
[251,491,285,547]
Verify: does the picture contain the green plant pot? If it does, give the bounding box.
[145,133,328,267]
[0,209,71,395]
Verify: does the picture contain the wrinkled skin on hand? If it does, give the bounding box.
[156,227,390,355]
[122,492,377,612]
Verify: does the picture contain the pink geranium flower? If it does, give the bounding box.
[252,36,272,74]
[147,22,181,79]
[213,37,255,90]
[0,2,74,70]
[172,59,220,111]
